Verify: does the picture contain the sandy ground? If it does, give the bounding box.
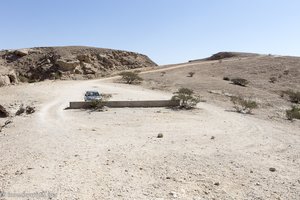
[0,77,300,199]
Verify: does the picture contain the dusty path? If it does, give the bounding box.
[0,78,299,199]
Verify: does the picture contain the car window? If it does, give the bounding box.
[86,92,100,96]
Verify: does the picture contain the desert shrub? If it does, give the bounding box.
[269,77,277,83]
[119,71,143,84]
[188,72,195,77]
[231,78,249,87]
[286,106,300,120]
[223,76,230,81]
[25,106,35,114]
[90,94,112,111]
[230,96,258,114]
[161,71,166,76]
[171,88,200,109]
[282,90,300,103]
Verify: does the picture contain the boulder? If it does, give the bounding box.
[55,58,80,71]
[7,70,18,84]
[13,49,29,57]
[0,75,10,86]
[77,54,92,63]
[0,105,9,118]
[82,63,97,74]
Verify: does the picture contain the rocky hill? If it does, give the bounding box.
[0,46,157,86]
[189,52,260,62]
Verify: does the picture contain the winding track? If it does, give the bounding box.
[0,65,300,199]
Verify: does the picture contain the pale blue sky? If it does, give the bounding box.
[0,0,299,64]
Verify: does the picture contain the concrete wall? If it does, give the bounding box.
[69,100,180,109]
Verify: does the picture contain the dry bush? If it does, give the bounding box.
[282,90,300,103]
[188,72,195,77]
[231,78,249,87]
[223,76,230,81]
[161,71,166,76]
[269,77,277,83]
[90,94,112,111]
[286,106,300,120]
[119,71,143,84]
[171,88,200,109]
[230,96,258,114]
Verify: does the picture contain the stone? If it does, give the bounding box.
[55,58,80,71]
[0,75,10,86]
[214,182,220,186]
[0,105,10,118]
[269,167,276,172]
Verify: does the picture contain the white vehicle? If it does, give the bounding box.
[84,91,101,101]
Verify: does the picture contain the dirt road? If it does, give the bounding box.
[0,79,299,199]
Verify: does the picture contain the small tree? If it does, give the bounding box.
[119,71,143,84]
[230,96,258,114]
[286,105,300,120]
[188,72,195,77]
[171,88,200,109]
[231,78,249,87]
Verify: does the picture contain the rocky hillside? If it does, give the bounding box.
[189,52,260,62]
[0,46,157,86]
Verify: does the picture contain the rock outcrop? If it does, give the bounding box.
[0,46,157,85]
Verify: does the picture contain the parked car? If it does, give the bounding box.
[84,91,101,101]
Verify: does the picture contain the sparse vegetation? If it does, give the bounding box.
[188,72,195,77]
[230,96,258,114]
[282,90,300,103]
[286,106,300,120]
[223,76,230,81]
[269,77,277,83]
[171,88,200,109]
[231,78,249,87]
[161,71,166,76]
[119,71,143,84]
[90,94,112,111]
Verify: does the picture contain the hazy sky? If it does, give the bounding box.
[1,0,299,64]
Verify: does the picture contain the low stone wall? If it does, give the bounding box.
[69,100,180,109]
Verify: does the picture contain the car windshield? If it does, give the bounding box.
[86,92,100,96]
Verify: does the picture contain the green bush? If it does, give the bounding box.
[171,88,200,109]
[231,78,249,87]
[230,96,258,114]
[286,106,300,120]
[119,71,143,84]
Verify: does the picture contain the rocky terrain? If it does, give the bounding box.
[0,51,299,199]
[0,46,157,86]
